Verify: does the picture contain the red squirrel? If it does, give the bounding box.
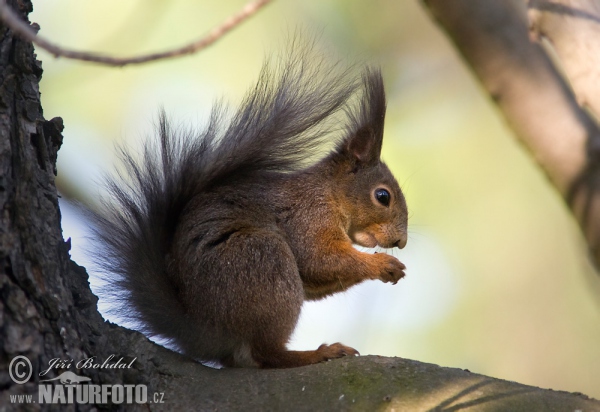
[92,47,408,368]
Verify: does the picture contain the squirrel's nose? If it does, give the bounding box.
[395,232,407,249]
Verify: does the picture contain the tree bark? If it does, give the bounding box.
[527,0,600,267]
[0,1,599,410]
[421,0,600,269]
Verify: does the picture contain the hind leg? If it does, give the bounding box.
[250,342,359,368]
[198,227,358,368]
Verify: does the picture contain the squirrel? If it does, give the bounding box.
[91,46,408,368]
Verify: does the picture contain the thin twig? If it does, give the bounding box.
[0,0,272,67]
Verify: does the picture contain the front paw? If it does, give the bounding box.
[374,253,406,284]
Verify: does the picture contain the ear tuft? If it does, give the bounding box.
[326,68,386,169]
[339,68,386,167]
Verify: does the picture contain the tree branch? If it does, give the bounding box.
[421,0,600,268]
[0,0,272,67]
[527,0,600,261]
[528,0,600,116]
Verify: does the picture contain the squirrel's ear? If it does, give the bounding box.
[339,67,386,168]
[346,125,382,166]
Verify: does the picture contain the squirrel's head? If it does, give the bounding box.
[331,126,408,249]
[328,68,408,249]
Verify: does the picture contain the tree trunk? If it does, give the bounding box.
[0,1,599,410]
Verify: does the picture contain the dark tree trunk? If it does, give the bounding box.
[0,1,599,411]
[0,1,163,410]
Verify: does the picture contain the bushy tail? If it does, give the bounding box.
[90,43,379,343]
[90,116,212,340]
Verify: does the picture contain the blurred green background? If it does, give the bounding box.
[31,0,600,398]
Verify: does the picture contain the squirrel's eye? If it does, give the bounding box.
[374,188,390,206]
